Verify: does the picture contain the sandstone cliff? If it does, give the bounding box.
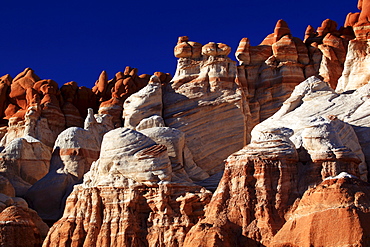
[270,173,370,247]
[184,76,370,246]
[43,126,212,247]
[1,0,370,246]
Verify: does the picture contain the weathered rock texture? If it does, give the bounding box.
[236,19,351,132]
[83,127,173,187]
[257,76,369,180]
[184,76,370,246]
[0,135,51,196]
[337,1,370,93]
[2,1,370,246]
[336,39,370,92]
[184,131,300,246]
[0,193,49,247]
[164,36,249,176]
[345,0,370,41]
[140,127,209,183]
[43,184,211,247]
[271,173,370,247]
[123,76,163,129]
[94,67,170,128]
[26,109,113,221]
[0,66,157,149]
[42,123,212,246]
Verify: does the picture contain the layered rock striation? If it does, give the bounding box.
[2,1,370,246]
[43,184,211,247]
[270,173,370,247]
[236,18,352,131]
[0,191,49,247]
[164,36,249,176]
[184,75,370,246]
[43,126,212,247]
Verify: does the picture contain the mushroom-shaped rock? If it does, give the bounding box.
[202,42,218,56]
[174,36,202,58]
[202,42,231,57]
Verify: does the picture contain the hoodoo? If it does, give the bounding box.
[1,1,370,246]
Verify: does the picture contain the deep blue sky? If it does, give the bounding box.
[1,0,359,88]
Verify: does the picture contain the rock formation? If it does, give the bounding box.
[43,126,212,247]
[270,173,370,247]
[0,193,49,247]
[43,184,211,247]
[123,76,163,129]
[184,76,370,246]
[345,0,370,40]
[236,18,351,132]
[0,135,51,197]
[164,36,249,176]
[2,1,370,246]
[25,109,113,222]
[95,67,155,128]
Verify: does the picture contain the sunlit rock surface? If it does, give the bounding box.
[1,1,370,245]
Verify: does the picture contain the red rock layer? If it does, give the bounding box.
[0,206,47,247]
[184,144,299,246]
[184,123,364,246]
[94,67,171,128]
[0,67,171,147]
[236,19,352,130]
[271,175,370,247]
[43,184,211,247]
[345,0,370,40]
